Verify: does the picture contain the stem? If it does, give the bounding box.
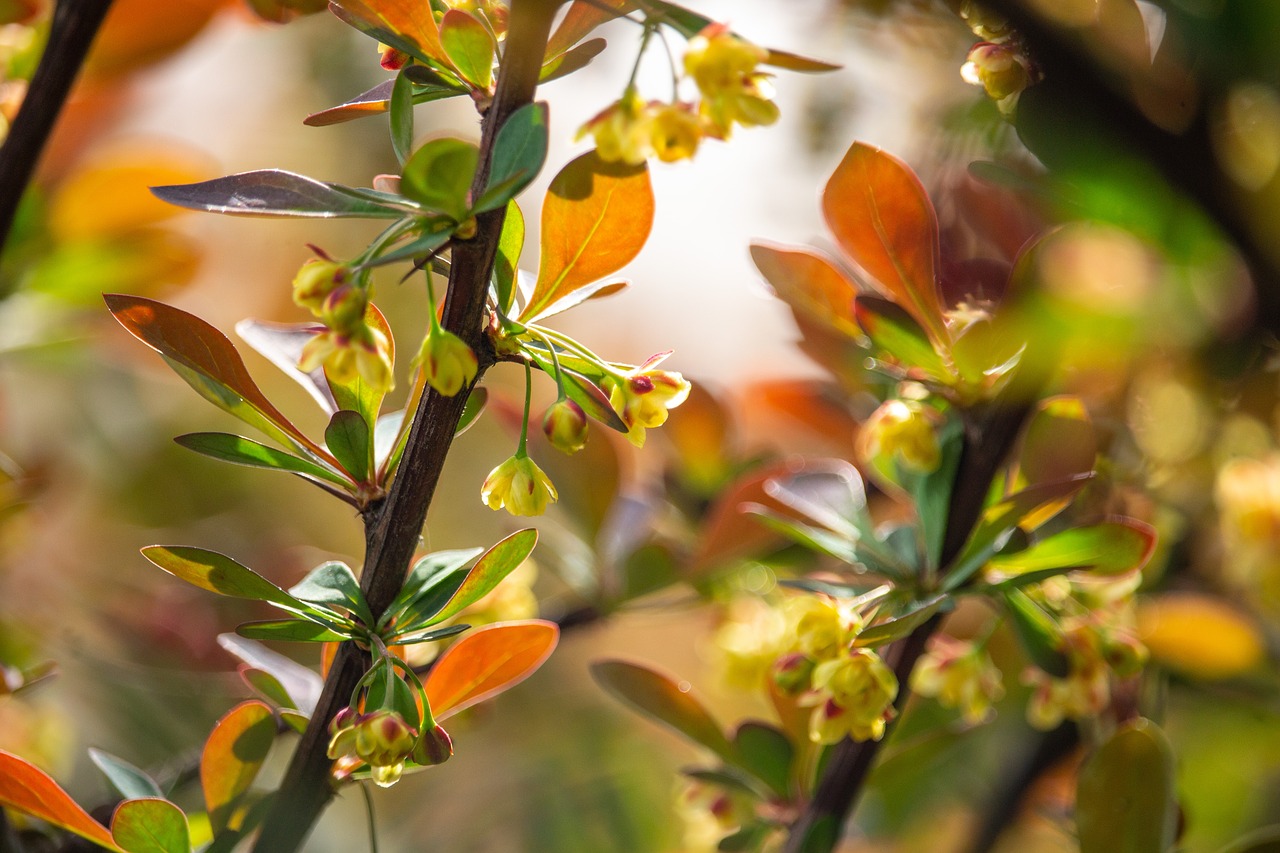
[249,3,563,851]
[0,0,114,254]
[784,382,1041,852]
[360,783,380,853]
[516,361,532,456]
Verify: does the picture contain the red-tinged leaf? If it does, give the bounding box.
[304,78,465,127]
[201,700,276,833]
[763,47,840,72]
[439,9,494,89]
[544,0,634,58]
[822,142,947,346]
[689,463,795,575]
[328,0,448,67]
[1019,396,1097,488]
[430,529,538,625]
[750,241,859,338]
[426,620,559,720]
[989,519,1157,577]
[747,380,861,449]
[591,660,733,761]
[0,750,122,851]
[111,798,189,853]
[1077,719,1177,853]
[105,294,327,459]
[521,152,653,321]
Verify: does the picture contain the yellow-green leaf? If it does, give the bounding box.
[111,799,189,853]
[201,700,276,834]
[1077,719,1177,853]
[591,659,733,761]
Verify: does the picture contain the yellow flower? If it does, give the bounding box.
[805,649,898,744]
[683,25,778,137]
[417,326,478,397]
[785,595,861,661]
[604,357,691,447]
[327,709,419,788]
[578,90,653,165]
[299,322,394,393]
[910,636,1004,726]
[291,257,347,315]
[713,596,790,690]
[648,102,703,163]
[961,42,1033,104]
[858,399,941,473]
[481,453,558,516]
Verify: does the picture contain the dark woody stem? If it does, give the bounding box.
[0,0,113,255]
[249,3,563,851]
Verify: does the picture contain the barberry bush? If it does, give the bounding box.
[1,1,1280,852]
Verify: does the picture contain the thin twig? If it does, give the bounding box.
[249,3,563,851]
[0,0,113,254]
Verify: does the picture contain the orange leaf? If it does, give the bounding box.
[86,0,230,79]
[750,241,859,338]
[545,0,634,58]
[105,294,326,460]
[425,620,559,720]
[822,142,946,346]
[521,152,653,321]
[0,750,122,851]
[1137,593,1266,681]
[201,700,276,833]
[329,0,448,67]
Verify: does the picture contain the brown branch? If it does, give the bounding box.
[249,3,563,851]
[0,0,113,254]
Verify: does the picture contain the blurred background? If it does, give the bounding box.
[3,0,1280,850]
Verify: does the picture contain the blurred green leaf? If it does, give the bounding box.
[88,749,164,801]
[1002,588,1069,677]
[239,668,296,709]
[439,9,494,88]
[591,660,733,761]
[402,138,479,220]
[731,721,793,798]
[855,595,947,647]
[1078,719,1177,853]
[540,37,606,82]
[989,520,1156,577]
[855,295,948,378]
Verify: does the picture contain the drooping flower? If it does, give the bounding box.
[542,398,589,454]
[291,257,348,315]
[327,709,419,788]
[804,649,898,744]
[578,90,653,165]
[648,102,704,163]
[300,321,394,394]
[683,25,779,137]
[603,357,691,447]
[911,635,1004,725]
[417,325,478,397]
[481,453,558,516]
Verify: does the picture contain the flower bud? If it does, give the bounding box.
[413,723,454,767]
[771,652,815,695]
[379,44,409,71]
[859,399,941,473]
[961,42,1032,102]
[417,326,479,397]
[292,258,347,315]
[542,398,588,454]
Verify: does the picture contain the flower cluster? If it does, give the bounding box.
[580,26,778,165]
[292,256,394,393]
[714,594,899,745]
[958,2,1038,113]
[1019,574,1147,729]
[327,708,453,787]
[910,635,1004,726]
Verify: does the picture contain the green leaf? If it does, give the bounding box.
[429,528,538,625]
[899,415,963,571]
[175,433,351,489]
[591,660,733,761]
[201,701,276,834]
[988,520,1156,577]
[494,201,524,314]
[236,619,348,643]
[239,668,296,709]
[854,595,947,647]
[88,749,163,801]
[798,816,839,853]
[111,799,189,853]
[289,561,374,627]
[389,69,414,166]
[555,365,629,433]
[540,37,606,82]
[521,152,654,321]
[383,547,483,628]
[141,546,308,613]
[325,411,372,484]
[455,385,488,436]
[401,138,479,220]
[439,8,494,88]
[1077,719,1177,853]
[1002,588,1068,677]
[391,623,470,645]
[719,822,773,852]
[854,295,949,378]
[365,220,454,267]
[151,170,411,218]
[476,103,549,215]
[731,721,793,798]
